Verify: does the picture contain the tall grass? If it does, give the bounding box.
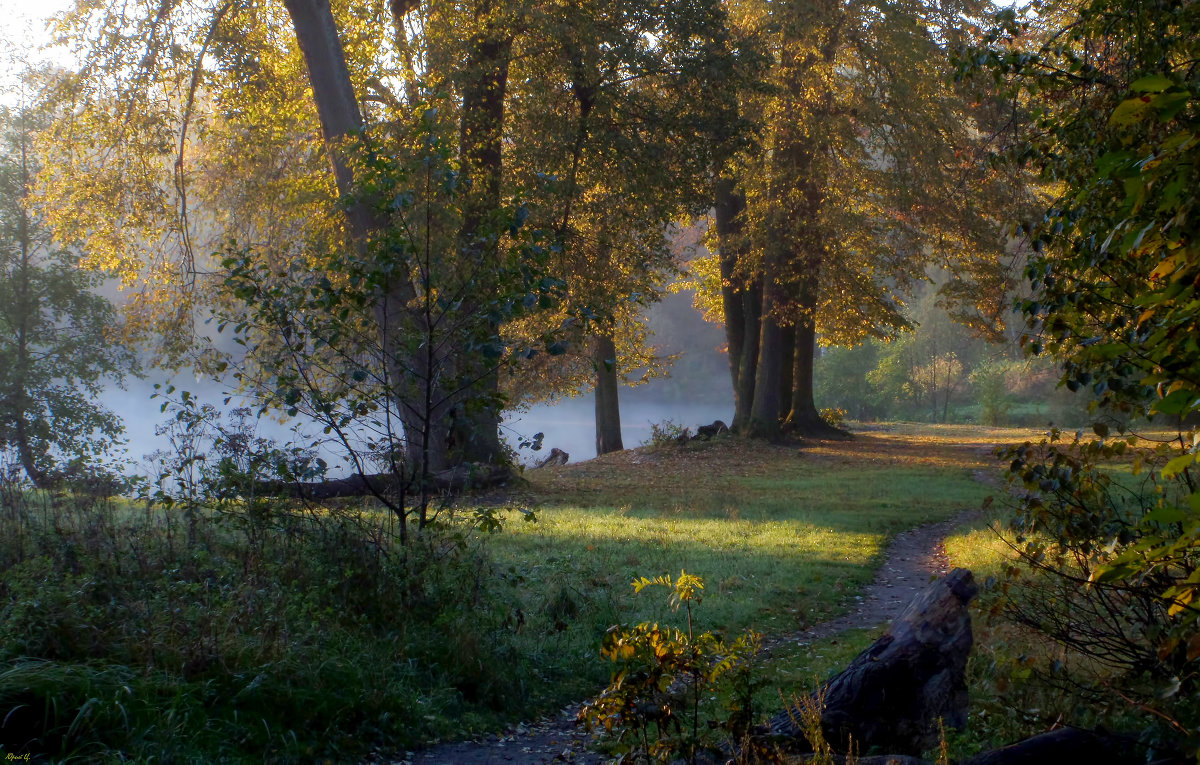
[0,476,540,761]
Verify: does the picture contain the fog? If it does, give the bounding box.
[102,372,732,476]
[99,290,734,475]
[506,393,733,465]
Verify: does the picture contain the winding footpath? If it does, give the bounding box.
[399,507,980,764]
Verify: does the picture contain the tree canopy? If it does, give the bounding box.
[966,0,1200,748]
[0,84,134,487]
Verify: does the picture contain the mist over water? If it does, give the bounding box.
[103,373,733,476]
[506,394,732,465]
[99,290,734,475]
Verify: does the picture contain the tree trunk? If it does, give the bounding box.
[748,282,785,439]
[451,13,512,466]
[788,273,841,435]
[282,0,444,476]
[779,323,795,419]
[715,177,763,432]
[592,332,624,454]
[715,176,747,396]
[733,277,762,431]
[9,114,48,489]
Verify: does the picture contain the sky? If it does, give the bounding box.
[0,0,72,104]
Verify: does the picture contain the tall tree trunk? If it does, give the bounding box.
[789,300,825,432]
[592,332,624,454]
[716,176,764,431]
[748,279,786,438]
[715,176,747,396]
[10,112,48,489]
[747,2,846,440]
[779,323,795,420]
[452,14,512,465]
[733,277,762,431]
[283,0,444,476]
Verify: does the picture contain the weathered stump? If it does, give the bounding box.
[766,568,978,756]
[532,447,570,469]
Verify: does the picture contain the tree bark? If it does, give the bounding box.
[451,11,512,466]
[787,272,841,435]
[733,276,762,432]
[748,282,786,438]
[8,111,48,489]
[282,0,448,476]
[715,176,747,396]
[715,177,763,432]
[789,309,820,428]
[592,332,624,454]
[779,323,796,419]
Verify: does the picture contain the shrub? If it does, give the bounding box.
[819,407,847,428]
[643,419,691,450]
[580,571,761,763]
[0,453,538,760]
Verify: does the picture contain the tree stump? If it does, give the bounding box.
[532,448,570,468]
[765,567,978,755]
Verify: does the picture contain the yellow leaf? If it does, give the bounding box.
[1150,256,1178,279]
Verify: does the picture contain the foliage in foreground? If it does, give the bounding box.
[961,0,1200,753]
[580,572,763,764]
[0,425,1005,760]
[0,477,545,761]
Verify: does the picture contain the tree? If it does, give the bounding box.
[38,0,523,476]
[40,0,747,468]
[968,0,1200,751]
[496,0,748,454]
[702,0,1029,437]
[0,87,133,488]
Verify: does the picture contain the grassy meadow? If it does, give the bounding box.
[0,423,1054,762]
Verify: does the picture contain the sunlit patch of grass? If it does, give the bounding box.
[944,515,1014,584]
[481,432,1010,727]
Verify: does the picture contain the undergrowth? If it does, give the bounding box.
[0,479,542,761]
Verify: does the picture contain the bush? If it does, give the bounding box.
[819,407,847,428]
[580,572,762,763]
[643,419,691,450]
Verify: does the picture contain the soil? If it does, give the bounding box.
[399,506,982,764]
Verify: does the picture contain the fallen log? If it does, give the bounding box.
[249,464,511,500]
[764,568,978,756]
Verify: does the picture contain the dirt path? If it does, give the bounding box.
[399,507,979,764]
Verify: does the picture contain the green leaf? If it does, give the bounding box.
[1091,561,1138,583]
[1152,389,1198,415]
[1142,505,1190,524]
[1129,74,1174,93]
[1161,453,1196,479]
[1109,96,1153,126]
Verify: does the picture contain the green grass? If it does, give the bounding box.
[1,425,1021,761]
